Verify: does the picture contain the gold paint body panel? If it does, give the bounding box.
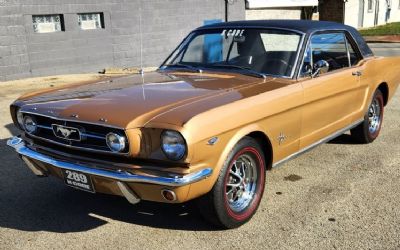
[13,57,400,202]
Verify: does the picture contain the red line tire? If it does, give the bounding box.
[196,136,266,229]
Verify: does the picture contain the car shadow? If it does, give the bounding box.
[327,134,362,145]
[0,133,218,233]
[4,123,20,137]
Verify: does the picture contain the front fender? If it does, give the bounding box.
[186,123,269,201]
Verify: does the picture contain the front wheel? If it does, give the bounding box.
[351,89,384,143]
[196,137,266,229]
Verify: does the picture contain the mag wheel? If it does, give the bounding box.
[197,137,266,229]
[351,89,384,143]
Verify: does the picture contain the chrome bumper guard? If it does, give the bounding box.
[7,137,212,204]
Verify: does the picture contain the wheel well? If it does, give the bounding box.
[378,82,389,106]
[247,131,273,170]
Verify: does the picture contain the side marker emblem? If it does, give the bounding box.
[278,132,287,145]
[207,137,219,145]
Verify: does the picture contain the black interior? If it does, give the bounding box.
[229,32,297,76]
[312,51,350,71]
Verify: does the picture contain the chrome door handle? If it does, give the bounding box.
[352,71,362,76]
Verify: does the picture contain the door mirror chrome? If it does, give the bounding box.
[311,60,329,78]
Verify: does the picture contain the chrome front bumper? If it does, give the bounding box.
[7,136,212,203]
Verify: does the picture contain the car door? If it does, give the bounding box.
[299,31,363,148]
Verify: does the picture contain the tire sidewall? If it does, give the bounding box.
[365,90,384,140]
[213,137,266,228]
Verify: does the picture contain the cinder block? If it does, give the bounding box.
[1,0,245,80]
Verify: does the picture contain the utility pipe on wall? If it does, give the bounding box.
[225,0,236,22]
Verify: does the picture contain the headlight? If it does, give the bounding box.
[106,133,127,152]
[161,130,187,161]
[16,109,24,129]
[23,116,37,134]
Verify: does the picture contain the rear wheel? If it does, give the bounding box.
[351,89,384,143]
[197,137,266,229]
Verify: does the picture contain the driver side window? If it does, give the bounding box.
[301,32,353,77]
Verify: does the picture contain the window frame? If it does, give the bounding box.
[297,30,364,79]
[77,12,105,30]
[161,27,306,79]
[32,14,65,34]
[368,0,374,12]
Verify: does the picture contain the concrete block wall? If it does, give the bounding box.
[0,0,245,81]
[0,2,29,81]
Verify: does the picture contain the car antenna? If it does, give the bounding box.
[139,1,146,100]
[139,8,144,76]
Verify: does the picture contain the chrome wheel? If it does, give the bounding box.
[225,153,258,213]
[197,138,265,229]
[368,98,381,134]
[350,89,384,144]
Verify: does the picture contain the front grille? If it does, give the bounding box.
[22,113,129,154]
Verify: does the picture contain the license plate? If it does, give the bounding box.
[62,169,95,193]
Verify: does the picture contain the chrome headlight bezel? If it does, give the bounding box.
[161,130,187,161]
[106,132,127,153]
[23,115,37,134]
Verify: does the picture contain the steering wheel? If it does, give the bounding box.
[228,55,253,66]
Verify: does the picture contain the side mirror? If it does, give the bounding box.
[311,60,329,78]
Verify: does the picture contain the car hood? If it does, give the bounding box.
[18,71,285,129]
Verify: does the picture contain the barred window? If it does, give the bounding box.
[368,0,373,11]
[78,13,104,30]
[32,15,64,33]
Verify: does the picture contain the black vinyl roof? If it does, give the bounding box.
[198,20,373,57]
[198,20,348,33]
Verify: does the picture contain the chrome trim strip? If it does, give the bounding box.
[7,137,212,187]
[27,133,128,156]
[82,133,106,140]
[289,33,306,79]
[272,119,364,168]
[20,111,125,130]
[37,125,106,140]
[37,125,52,129]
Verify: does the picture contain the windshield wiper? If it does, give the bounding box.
[162,63,203,73]
[209,64,267,79]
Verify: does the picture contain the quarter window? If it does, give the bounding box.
[78,13,104,30]
[32,15,64,33]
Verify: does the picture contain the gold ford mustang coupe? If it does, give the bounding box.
[7,20,400,228]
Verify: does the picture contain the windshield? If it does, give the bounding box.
[162,28,303,78]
